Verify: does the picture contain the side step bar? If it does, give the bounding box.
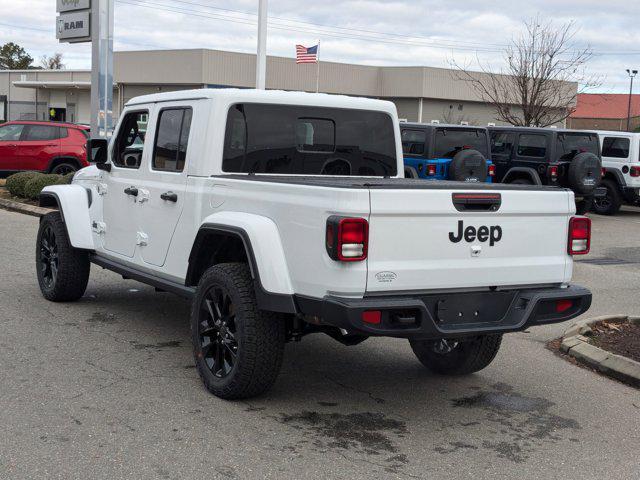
[90,254,195,299]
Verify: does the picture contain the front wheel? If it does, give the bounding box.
[191,263,286,400]
[409,335,502,375]
[36,212,90,301]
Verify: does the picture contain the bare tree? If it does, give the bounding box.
[41,53,64,70]
[452,17,599,127]
[441,105,477,126]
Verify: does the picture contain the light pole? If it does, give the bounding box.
[626,69,638,132]
[256,0,268,90]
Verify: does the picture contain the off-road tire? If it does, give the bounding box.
[568,152,601,195]
[448,149,488,183]
[575,198,593,215]
[36,211,90,302]
[191,263,286,400]
[409,335,502,375]
[591,178,622,216]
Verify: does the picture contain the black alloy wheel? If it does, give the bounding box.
[51,163,77,175]
[39,225,59,289]
[198,286,239,378]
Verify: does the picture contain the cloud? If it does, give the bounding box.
[0,0,637,92]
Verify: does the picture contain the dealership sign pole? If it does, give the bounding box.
[256,0,267,90]
[56,0,114,138]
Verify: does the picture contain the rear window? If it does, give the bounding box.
[555,133,599,161]
[601,137,630,159]
[433,128,488,158]
[401,129,426,155]
[222,103,397,176]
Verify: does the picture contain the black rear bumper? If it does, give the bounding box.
[295,285,591,340]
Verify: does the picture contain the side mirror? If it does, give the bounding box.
[87,138,110,172]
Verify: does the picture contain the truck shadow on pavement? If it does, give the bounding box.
[69,282,582,474]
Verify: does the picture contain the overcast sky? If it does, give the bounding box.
[1,0,638,92]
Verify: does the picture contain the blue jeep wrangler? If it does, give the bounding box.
[401,123,494,182]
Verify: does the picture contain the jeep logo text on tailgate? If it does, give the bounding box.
[449,220,502,246]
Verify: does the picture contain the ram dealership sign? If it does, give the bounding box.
[57,0,91,12]
[56,0,91,43]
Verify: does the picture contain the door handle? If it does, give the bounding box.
[160,191,178,202]
[124,186,139,197]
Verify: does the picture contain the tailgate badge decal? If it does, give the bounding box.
[375,271,397,283]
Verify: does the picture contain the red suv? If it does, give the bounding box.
[0,121,90,176]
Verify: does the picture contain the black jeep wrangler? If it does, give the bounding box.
[488,127,604,214]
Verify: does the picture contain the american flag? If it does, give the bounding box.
[296,44,318,64]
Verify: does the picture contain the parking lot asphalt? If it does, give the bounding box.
[1,207,639,480]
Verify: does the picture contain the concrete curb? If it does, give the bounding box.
[561,315,640,388]
[0,197,54,218]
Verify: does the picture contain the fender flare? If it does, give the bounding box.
[187,212,297,314]
[39,185,94,250]
[603,167,626,188]
[502,167,542,185]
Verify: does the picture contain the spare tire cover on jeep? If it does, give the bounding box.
[448,149,487,183]
[568,152,601,195]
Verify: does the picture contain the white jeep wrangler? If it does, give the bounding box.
[36,89,592,399]
[592,131,640,215]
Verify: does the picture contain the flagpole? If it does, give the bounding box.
[315,40,320,93]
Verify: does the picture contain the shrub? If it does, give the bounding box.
[57,172,75,185]
[5,171,42,198]
[23,174,62,200]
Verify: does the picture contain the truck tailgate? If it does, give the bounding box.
[367,188,572,293]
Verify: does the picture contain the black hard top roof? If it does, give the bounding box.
[401,122,488,131]
[487,125,599,135]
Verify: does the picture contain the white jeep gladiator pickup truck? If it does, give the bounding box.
[36,89,592,399]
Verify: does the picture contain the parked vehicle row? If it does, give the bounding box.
[401,123,615,215]
[35,89,592,400]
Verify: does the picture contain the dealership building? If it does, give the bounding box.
[0,48,576,126]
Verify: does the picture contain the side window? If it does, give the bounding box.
[490,132,515,155]
[0,124,24,141]
[112,110,148,169]
[23,125,60,141]
[401,129,426,155]
[517,134,547,158]
[601,137,630,159]
[152,107,193,172]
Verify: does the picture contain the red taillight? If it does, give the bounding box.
[568,216,591,255]
[630,166,640,177]
[362,310,381,324]
[427,164,437,176]
[556,299,574,313]
[326,216,368,262]
[549,165,558,178]
[488,164,496,177]
[601,168,606,178]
